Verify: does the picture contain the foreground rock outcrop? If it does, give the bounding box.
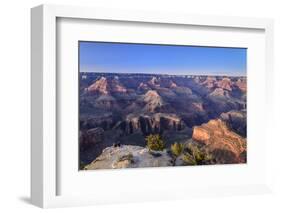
[84,145,173,170]
[192,119,246,164]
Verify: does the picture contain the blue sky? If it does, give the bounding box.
[79,41,246,76]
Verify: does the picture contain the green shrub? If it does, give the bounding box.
[146,134,165,151]
[187,143,204,162]
[182,153,197,165]
[171,142,184,157]
[183,143,213,165]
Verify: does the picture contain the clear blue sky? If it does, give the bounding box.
[79,41,246,76]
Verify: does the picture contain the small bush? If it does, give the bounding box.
[184,143,214,165]
[171,142,184,157]
[146,134,165,151]
[187,143,204,162]
[182,153,197,165]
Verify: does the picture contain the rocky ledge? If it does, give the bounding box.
[84,145,173,170]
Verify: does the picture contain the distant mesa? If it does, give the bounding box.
[87,76,127,95]
[143,90,163,104]
[194,76,201,83]
[201,76,217,89]
[147,76,161,87]
[87,76,109,94]
[209,88,230,98]
[200,76,245,93]
[217,77,232,91]
[235,79,247,92]
[169,80,178,88]
[143,90,165,112]
[137,82,150,91]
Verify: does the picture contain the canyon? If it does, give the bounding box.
[79,72,247,169]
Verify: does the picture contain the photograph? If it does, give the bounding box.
[79,41,247,170]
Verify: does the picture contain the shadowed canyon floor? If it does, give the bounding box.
[79,73,247,169]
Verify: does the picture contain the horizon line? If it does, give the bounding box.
[80,71,247,77]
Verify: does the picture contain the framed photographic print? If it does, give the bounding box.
[31,4,274,208]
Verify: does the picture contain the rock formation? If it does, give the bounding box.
[79,73,247,168]
[115,113,185,135]
[137,82,150,91]
[87,76,127,95]
[87,76,110,94]
[84,145,173,169]
[192,119,246,164]
[235,78,247,92]
[201,76,217,89]
[209,88,230,98]
[147,76,160,87]
[217,77,232,91]
[142,90,164,112]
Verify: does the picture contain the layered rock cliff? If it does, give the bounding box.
[115,113,186,135]
[192,119,246,164]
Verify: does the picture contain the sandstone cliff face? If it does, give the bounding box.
[192,119,246,164]
[143,90,164,112]
[84,145,173,170]
[116,113,185,135]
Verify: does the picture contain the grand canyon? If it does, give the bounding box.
[79,72,247,170]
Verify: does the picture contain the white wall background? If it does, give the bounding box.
[0,0,280,212]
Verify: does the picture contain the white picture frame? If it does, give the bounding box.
[31,4,274,208]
